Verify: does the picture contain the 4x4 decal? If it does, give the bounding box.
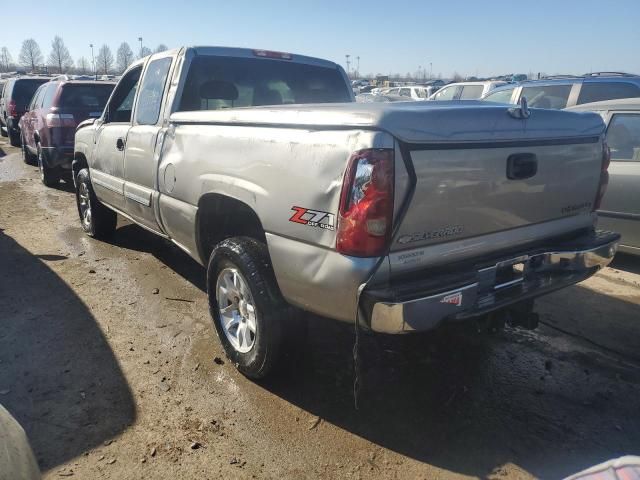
[289,206,336,231]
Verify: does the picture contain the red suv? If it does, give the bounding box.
[19,77,115,186]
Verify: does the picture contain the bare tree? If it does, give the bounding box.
[19,39,43,72]
[451,71,464,82]
[116,42,134,73]
[139,46,152,59]
[95,45,114,75]
[48,36,74,74]
[77,56,89,75]
[0,47,13,72]
[154,44,168,53]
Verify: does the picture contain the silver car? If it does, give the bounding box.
[568,98,640,254]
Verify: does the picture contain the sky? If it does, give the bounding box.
[3,0,640,78]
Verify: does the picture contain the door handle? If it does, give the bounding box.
[507,153,537,180]
[116,138,126,151]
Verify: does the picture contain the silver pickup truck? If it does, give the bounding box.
[73,46,619,378]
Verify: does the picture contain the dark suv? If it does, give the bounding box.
[0,77,51,146]
[19,77,115,186]
[480,72,640,109]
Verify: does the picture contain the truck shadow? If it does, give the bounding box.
[0,228,136,472]
[263,288,640,479]
[610,252,640,275]
[107,223,206,292]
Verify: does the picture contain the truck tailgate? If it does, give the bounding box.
[393,139,604,252]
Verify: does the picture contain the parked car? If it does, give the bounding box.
[481,72,640,109]
[567,98,640,254]
[18,77,115,186]
[382,86,430,101]
[0,77,51,146]
[427,80,507,100]
[73,46,618,379]
[356,93,411,102]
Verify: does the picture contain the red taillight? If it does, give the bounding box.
[8,100,17,117]
[46,113,76,128]
[594,141,610,211]
[337,149,394,257]
[253,49,293,60]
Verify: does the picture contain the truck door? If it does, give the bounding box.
[92,66,142,211]
[599,112,640,250]
[122,53,175,231]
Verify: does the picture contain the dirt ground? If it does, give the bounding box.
[0,139,639,480]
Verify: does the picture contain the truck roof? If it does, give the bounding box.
[169,101,605,144]
[133,46,340,70]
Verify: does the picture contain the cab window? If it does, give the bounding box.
[105,66,142,123]
[135,57,173,125]
[607,114,640,162]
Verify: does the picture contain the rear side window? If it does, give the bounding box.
[29,85,47,110]
[459,85,484,100]
[415,88,427,99]
[12,80,48,106]
[482,87,515,104]
[60,84,115,111]
[607,114,640,162]
[433,85,459,100]
[520,84,572,109]
[178,55,351,111]
[42,83,59,108]
[578,82,640,105]
[135,57,173,125]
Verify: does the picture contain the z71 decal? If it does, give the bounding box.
[289,206,336,231]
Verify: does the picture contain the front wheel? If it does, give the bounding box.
[75,168,117,238]
[207,237,288,379]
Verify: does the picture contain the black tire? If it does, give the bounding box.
[75,168,117,238]
[207,237,288,379]
[37,145,60,187]
[21,135,35,165]
[9,128,21,147]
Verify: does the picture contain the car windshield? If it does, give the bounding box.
[12,80,48,106]
[178,55,351,111]
[59,84,115,110]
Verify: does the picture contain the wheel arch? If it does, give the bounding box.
[195,193,268,265]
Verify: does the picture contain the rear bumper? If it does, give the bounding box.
[364,230,620,334]
[41,146,74,169]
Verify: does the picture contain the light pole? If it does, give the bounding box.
[345,54,351,78]
[356,56,360,79]
[90,44,95,80]
[138,37,143,58]
[429,62,433,80]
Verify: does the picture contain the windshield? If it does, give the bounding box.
[59,84,115,110]
[178,55,351,111]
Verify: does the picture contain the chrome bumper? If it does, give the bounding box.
[368,232,619,334]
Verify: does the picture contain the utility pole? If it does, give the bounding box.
[90,44,95,80]
[345,54,351,78]
[356,56,360,79]
[138,37,143,57]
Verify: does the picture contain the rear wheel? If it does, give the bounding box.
[37,146,60,187]
[21,135,35,165]
[9,128,21,147]
[207,237,289,379]
[75,168,117,238]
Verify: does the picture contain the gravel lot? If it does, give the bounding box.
[1,139,639,480]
